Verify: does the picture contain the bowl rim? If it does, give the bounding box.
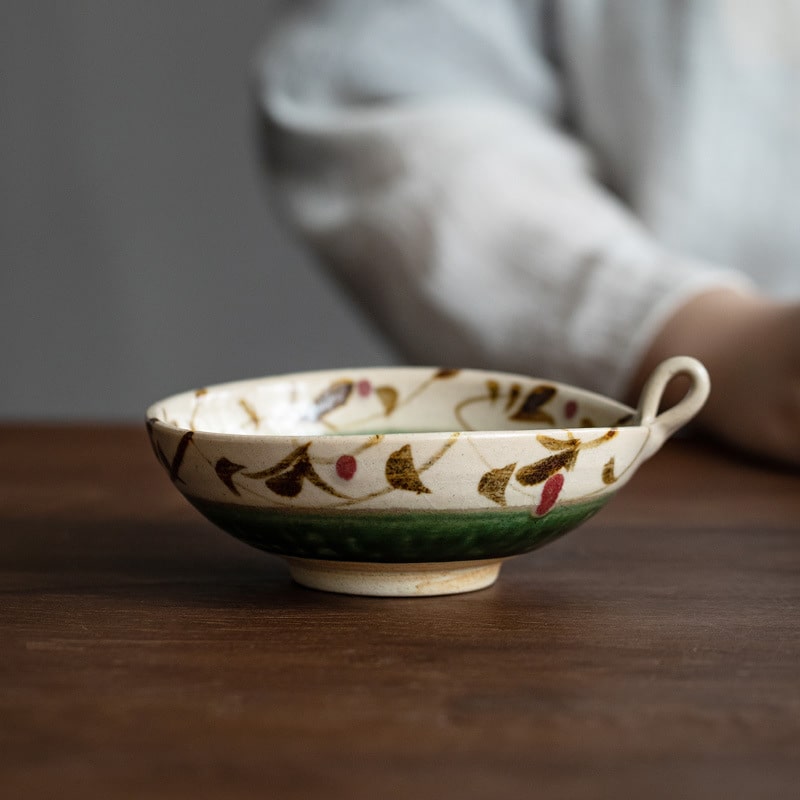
[146,365,639,441]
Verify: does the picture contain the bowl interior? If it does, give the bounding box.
[149,368,634,436]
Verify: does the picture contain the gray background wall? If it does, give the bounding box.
[1,1,397,420]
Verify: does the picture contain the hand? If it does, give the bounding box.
[629,289,800,466]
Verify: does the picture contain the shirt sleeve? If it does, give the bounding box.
[254,0,750,399]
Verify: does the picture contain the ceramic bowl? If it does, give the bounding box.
[146,356,709,597]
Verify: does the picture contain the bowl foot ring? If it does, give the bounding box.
[285,558,503,597]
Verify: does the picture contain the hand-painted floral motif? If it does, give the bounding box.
[305,380,353,423]
[240,443,351,500]
[146,368,636,518]
[476,430,618,509]
[145,359,710,591]
[509,385,557,424]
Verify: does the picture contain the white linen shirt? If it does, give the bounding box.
[255,0,799,398]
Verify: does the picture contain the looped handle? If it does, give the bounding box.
[636,356,711,458]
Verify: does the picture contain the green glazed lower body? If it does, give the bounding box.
[186,494,611,564]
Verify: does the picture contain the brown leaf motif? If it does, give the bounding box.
[602,456,617,485]
[304,380,353,422]
[146,422,194,485]
[516,430,616,491]
[434,368,460,379]
[239,398,260,426]
[537,434,578,452]
[156,429,193,485]
[375,386,398,416]
[244,444,349,499]
[385,444,431,494]
[505,383,521,411]
[146,419,169,469]
[478,463,516,506]
[215,457,246,496]
[516,448,578,486]
[510,385,557,424]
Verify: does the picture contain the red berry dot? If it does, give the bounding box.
[336,454,357,480]
[564,400,578,420]
[357,380,372,397]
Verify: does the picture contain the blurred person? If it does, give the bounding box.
[255,0,800,465]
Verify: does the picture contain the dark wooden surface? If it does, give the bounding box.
[2,425,799,799]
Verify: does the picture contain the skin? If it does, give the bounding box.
[628,289,800,467]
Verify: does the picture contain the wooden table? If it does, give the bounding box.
[2,425,799,799]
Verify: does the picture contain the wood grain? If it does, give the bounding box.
[1,425,799,799]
